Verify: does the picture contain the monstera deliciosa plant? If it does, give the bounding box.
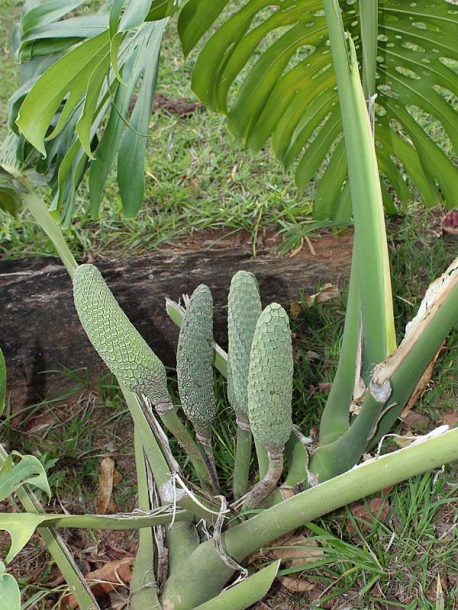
[0,1,458,609]
[6,0,458,222]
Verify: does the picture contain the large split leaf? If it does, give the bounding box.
[179,0,458,220]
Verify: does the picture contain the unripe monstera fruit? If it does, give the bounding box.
[176,284,216,441]
[227,271,262,424]
[247,303,293,455]
[73,264,170,407]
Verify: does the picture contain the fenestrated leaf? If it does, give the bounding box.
[76,49,112,157]
[0,164,23,217]
[54,136,89,225]
[13,5,168,221]
[180,0,458,219]
[19,15,109,60]
[0,185,22,216]
[178,0,229,57]
[0,514,44,564]
[88,27,155,217]
[122,0,158,30]
[108,0,127,80]
[0,453,51,504]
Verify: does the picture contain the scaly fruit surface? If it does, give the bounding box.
[73,264,170,406]
[227,271,262,424]
[176,284,216,439]
[247,303,293,454]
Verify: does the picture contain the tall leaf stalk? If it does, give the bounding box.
[309,0,396,476]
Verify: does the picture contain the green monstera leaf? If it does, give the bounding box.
[11,1,458,222]
[178,0,458,220]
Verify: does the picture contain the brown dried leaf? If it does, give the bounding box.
[304,284,339,307]
[96,457,121,514]
[441,409,458,428]
[262,533,324,593]
[401,411,430,432]
[346,497,390,534]
[60,557,134,609]
[289,301,302,319]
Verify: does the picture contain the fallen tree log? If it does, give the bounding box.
[0,231,352,408]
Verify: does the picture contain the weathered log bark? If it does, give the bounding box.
[0,232,352,408]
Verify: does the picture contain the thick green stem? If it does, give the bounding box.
[130,429,159,610]
[282,428,311,489]
[254,439,269,480]
[322,0,396,370]
[318,251,360,444]
[309,392,385,481]
[232,426,252,500]
[161,427,458,609]
[122,388,220,524]
[19,179,78,279]
[309,255,458,480]
[242,452,283,511]
[167,521,199,577]
[157,405,216,493]
[369,256,458,446]
[360,0,378,99]
[199,437,220,494]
